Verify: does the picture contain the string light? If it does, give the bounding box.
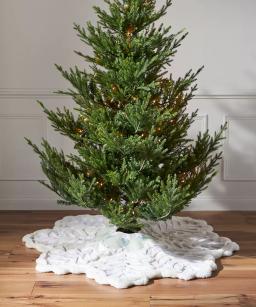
[151,95,161,106]
[138,131,149,138]
[75,128,83,134]
[178,172,187,185]
[126,25,135,38]
[86,170,92,177]
[96,181,104,188]
[111,84,118,93]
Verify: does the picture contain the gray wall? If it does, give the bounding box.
[0,0,256,210]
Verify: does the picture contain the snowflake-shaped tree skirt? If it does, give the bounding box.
[23,214,239,288]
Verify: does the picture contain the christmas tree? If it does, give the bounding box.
[26,0,225,233]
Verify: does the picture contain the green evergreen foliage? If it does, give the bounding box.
[26,0,226,233]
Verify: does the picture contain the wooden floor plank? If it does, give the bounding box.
[30,276,256,299]
[150,294,256,307]
[0,281,35,298]
[0,298,149,307]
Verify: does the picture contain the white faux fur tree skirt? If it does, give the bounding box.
[22,214,239,289]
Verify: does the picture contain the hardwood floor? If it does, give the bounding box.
[0,211,255,307]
